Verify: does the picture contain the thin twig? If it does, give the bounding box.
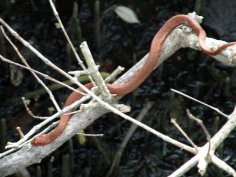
[22,97,48,120]
[1,26,61,111]
[168,155,199,177]
[171,118,198,150]
[5,121,59,150]
[105,66,125,83]
[80,41,111,100]
[0,54,86,96]
[106,101,154,177]
[77,132,104,137]
[3,93,91,149]
[171,88,229,118]
[186,109,211,155]
[48,0,95,85]
[68,70,89,77]
[16,127,25,139]
[211,155,236,176]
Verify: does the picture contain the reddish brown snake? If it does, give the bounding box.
[31,15,236,146]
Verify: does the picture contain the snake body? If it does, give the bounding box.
[31,15,236,146]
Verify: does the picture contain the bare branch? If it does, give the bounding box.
[169,155,199,177]
[0,55,86,96]
[80,41,111,100]
[0,26,61,111]
[106,101,154,177]
[22,97,48,120]
[171,88,229,118]
[186,109,211,155]
[105,66,125,83]
[0,11,236,177]
[171,118,198,150]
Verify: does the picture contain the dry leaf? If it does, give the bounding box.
[114,5,140,24]
[9,64,23,86]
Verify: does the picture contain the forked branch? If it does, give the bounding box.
[0,7,236,177]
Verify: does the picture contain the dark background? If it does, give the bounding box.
[0,0,236,176]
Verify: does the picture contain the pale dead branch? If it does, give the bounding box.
[0,3,235,176]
